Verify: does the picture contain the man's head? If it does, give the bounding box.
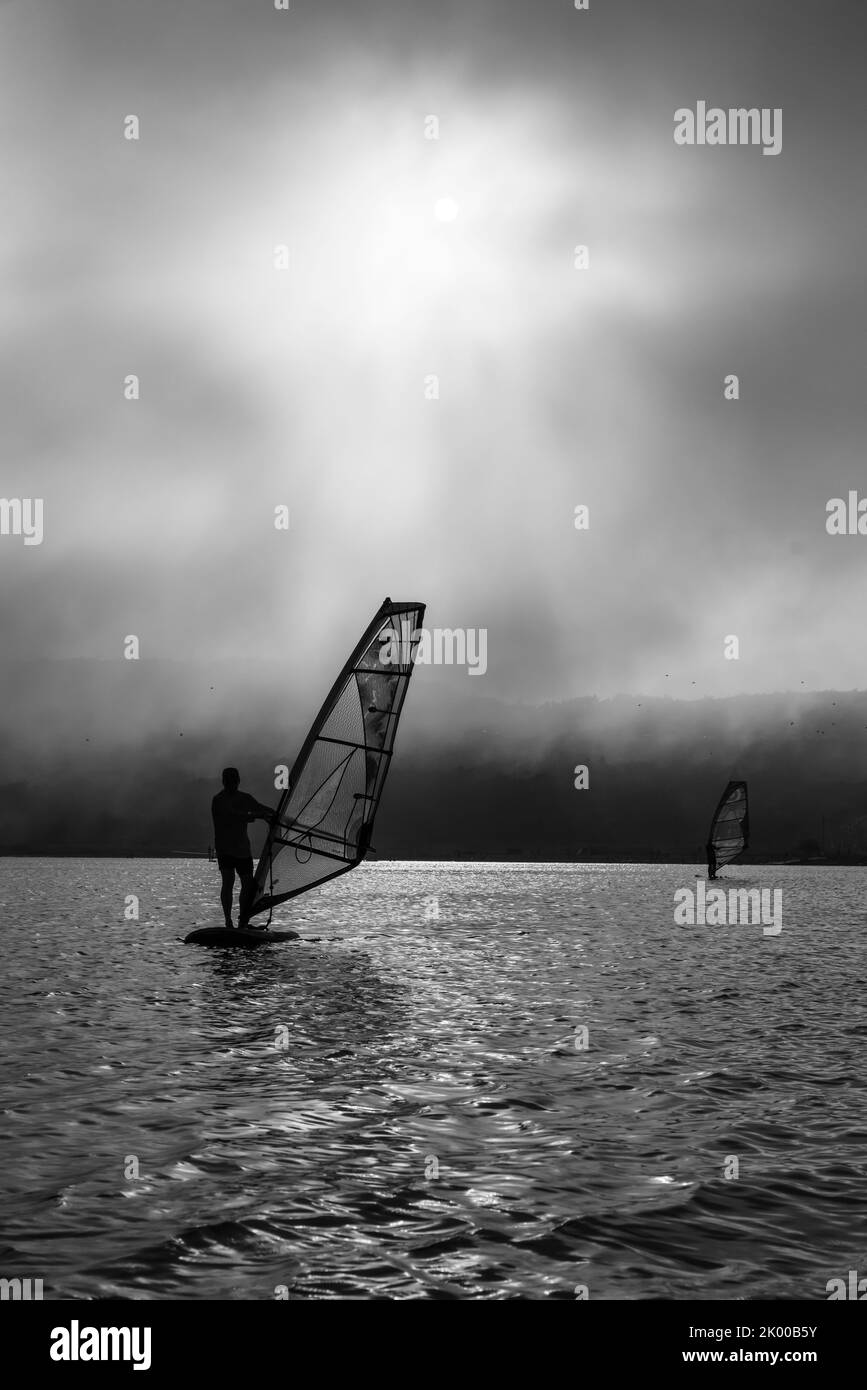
[222,767,241,791]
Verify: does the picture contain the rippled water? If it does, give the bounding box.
[2,857,866,1300]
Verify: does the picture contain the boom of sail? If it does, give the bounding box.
[706,780,749,877]
[248,597,425,921]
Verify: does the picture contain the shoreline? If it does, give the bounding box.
[0,851,864,867]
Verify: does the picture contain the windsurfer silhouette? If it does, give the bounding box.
[211,768,276,929]
[706,842,718,880]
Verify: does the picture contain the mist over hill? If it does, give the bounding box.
[2,661,865,861]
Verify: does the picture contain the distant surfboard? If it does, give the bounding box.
[184,926,300,947]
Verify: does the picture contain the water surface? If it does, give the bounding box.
[2,858,865,1299]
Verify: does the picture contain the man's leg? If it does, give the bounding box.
[238,868,257,930]
[219,864,236,927]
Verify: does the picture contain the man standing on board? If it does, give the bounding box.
[212,768,276,929]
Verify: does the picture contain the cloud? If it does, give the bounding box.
[1,0,865,721]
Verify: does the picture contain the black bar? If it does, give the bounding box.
[318,736,392,757]
[4,1299,861,1374]
[355,667,412,677]
[271,836,350,865]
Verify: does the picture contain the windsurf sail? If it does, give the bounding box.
[247,597,425,922]
[706,780,749,878]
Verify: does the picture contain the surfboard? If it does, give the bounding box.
[183,926,300,947]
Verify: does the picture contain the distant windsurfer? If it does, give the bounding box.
[706,842,717,880]
[212,768,276,929]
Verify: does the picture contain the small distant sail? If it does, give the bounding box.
[247,597,425,922]
[706,780,749,878]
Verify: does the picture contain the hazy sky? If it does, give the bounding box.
[2,0,866,712]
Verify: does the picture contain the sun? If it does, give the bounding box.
[433,197,459,223]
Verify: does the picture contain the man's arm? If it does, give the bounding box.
[214,796,274,826]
